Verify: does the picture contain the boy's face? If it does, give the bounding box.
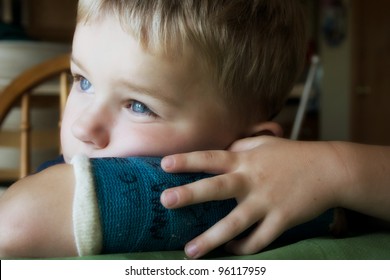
[61,16,241,162]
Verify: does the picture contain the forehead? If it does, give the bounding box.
[75,11,200,63]
[74,17,189,75]
[72,16,220,103]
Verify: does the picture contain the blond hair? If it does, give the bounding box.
[77,0,307,122]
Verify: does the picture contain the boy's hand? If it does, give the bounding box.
[161,136,340,259]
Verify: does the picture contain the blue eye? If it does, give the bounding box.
[72,74,94,93]
[80,77,92,92]
[130,101,154,116]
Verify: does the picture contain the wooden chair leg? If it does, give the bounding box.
[20,93,31,178]
[59,72,70,153]
[59,71,69,121]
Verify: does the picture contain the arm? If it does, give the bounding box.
[161,136,390,258]
[0,164,77,258]
[88,156,235,254]
[0,155,236,258]
[0,155,103,258]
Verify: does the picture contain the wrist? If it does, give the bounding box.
[325,142,356,206]
[310,141,354,209]
[327,142,390,219]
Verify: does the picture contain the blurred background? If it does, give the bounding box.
[0,0,389,184]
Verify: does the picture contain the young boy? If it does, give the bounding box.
[0,0,307,257]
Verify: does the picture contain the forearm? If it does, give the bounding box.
[88,156,236,254]
[327,142,390,221]
[0,164,77,258]
[0,156,236,258]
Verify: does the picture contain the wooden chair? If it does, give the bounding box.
[0,54,70,182]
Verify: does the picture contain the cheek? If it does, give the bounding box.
[109,119,215,157]
[60,108,74,140]
[60,98,84,161]
[112,123,232,157]
[60,123,76,163]
[109,124,183,157]
[61,94,79,130]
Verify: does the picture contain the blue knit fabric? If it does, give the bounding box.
[90,157,236,254]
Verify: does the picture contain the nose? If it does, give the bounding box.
[71,106,111,149]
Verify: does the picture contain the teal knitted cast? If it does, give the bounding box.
[90,157,236,254]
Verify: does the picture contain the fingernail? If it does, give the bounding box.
[161,156,174,170]
[185,243,200,259]
[161,190,178,207]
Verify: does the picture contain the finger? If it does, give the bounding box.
[183,204,261,259]
[162,150,237,174]
[226,211,285,255]
[161,173,242,208]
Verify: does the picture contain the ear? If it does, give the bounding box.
[246,121,283,137]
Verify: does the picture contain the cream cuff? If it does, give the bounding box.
[71,154,102,256]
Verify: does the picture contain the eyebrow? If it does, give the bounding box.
[70,54,177,106]
[71,54,88,75]
[117,79,176,106]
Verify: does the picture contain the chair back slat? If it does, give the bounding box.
[0,54,70,181]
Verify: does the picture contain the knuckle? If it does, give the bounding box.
[201,150,216,162]
[225,213,247,233]
[211,176,227,195]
